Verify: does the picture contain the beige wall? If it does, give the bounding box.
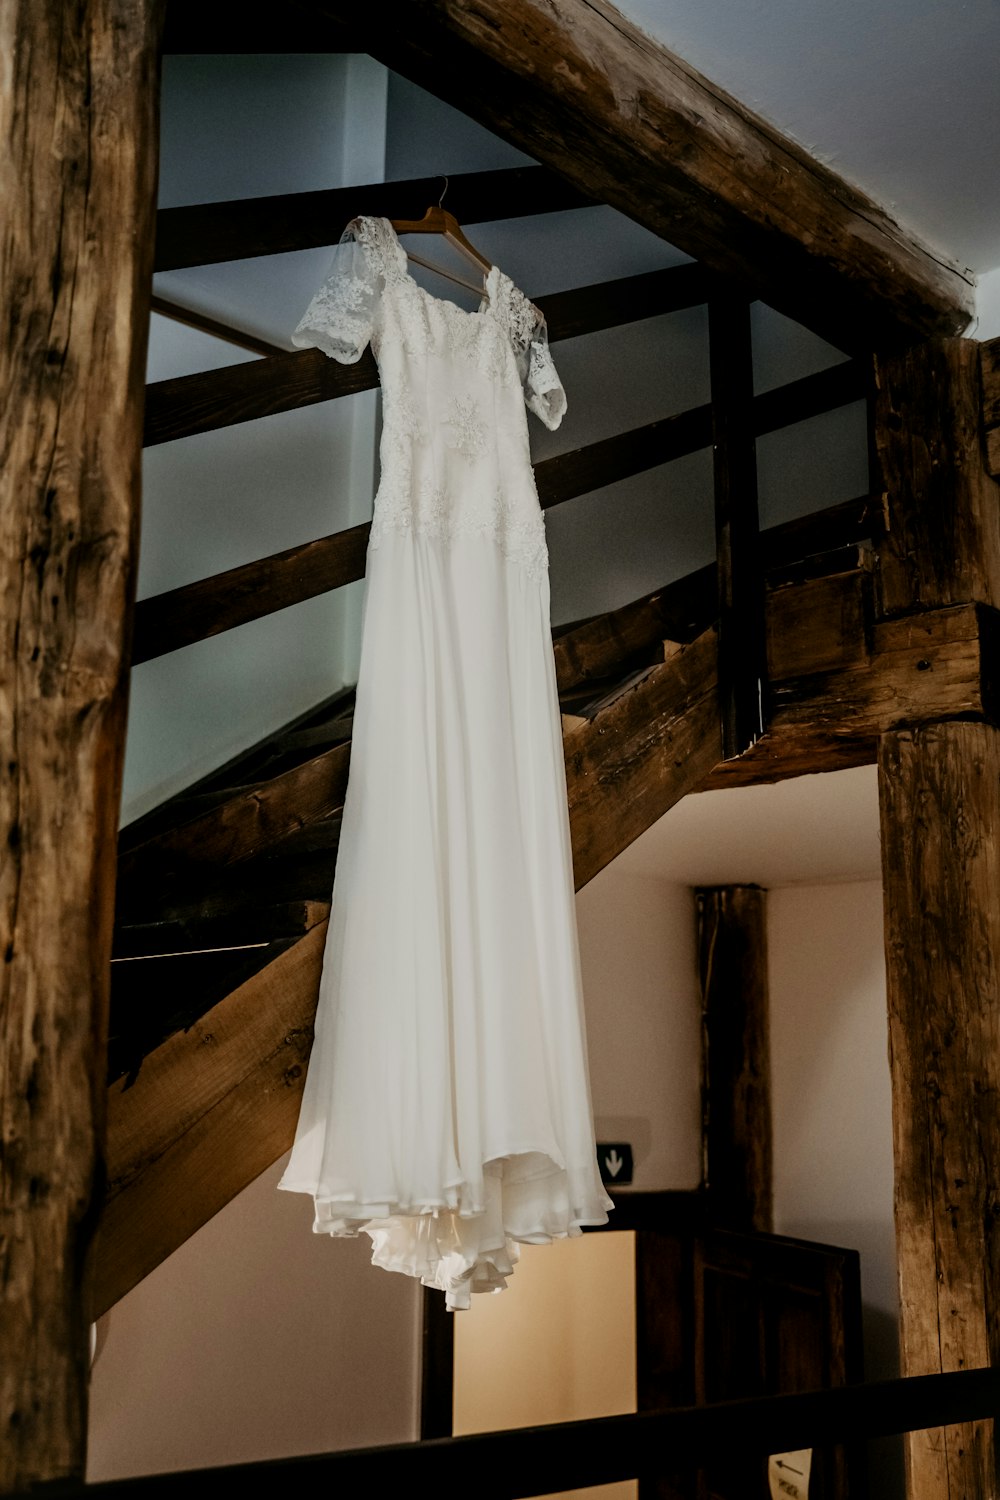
[86,1156,420,1481]
[770,880,897,1364]
[454,1233,637,1500]
[577,871,703,1193]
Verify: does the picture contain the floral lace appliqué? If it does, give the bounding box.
[370,478,548,581]
[444,396,487,459]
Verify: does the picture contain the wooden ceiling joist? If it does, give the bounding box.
[155,166,592,271]
[306,0,974,352]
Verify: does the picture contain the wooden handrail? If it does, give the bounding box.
[155,165,594,271]
[142,263,713,447]
[133,361,867,665]
[73,1368,1000,1499]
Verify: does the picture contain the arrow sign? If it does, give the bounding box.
[768,1448,811,1500]
[597,1142,633,1185]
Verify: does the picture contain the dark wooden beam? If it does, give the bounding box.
[304,0,974,352]
[420,1290,454,1441]
[143,293,862,451]
[134,363,865,667]
[155,166,593,271]
[709,294,766,757]
[874,338,1000,616]
[151,295,286,358]
[0,1,162,1489]
[879,724,1000,1496]
[141,262,715,447]
[871,333,1000,1498]
[696,887,772,1233]
[92,920,329,1319]
[71,1369,1000,1499]
[981,335,1000,480]
[132,407,712,662]
[162,0,363,52]
[567,628,722,888]
[552,493,879,695]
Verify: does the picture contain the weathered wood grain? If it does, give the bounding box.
[566,628,723,888]
[696,887,772,1233]
[706,597,1000,788]
[115,742,351,906]
[552,496,878,695]
[878,723,1000,1498]
[312,0,974,350]
[92,919,328,1318]
[981,336,1000,480]
[874,338,1000,615]
[0,1,162,1487]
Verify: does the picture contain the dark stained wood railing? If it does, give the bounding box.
[68,1368,1000,1500]
[133,364,867,664]
[155,165,594,271]
[143,263,714,447]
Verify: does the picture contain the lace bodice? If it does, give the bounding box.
[292,216,566,581]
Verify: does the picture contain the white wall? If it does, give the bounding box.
[770,881,902,1494]
[87,1155,421,1481]
[576,873,702,1192]
[976,265,1000,341]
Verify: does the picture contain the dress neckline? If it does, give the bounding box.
[377,216,498,320]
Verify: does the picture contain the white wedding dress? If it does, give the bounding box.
[278,216,611,1308]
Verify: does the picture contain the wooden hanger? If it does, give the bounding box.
[391,179,492,297]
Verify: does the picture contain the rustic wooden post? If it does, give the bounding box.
[873,337,1000,1499]
[696,885,772,1233]
[709,294,767,759]
[0,1,162,1489]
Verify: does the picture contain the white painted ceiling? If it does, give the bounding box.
[611,765,883,889]
[617,0,1000,276]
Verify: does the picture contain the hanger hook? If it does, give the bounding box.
[438,175,449,209]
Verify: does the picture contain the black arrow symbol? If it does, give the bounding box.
[774,1459,804,1475]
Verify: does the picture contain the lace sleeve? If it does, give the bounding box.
[523,308,567,430]
[291,223,381,364]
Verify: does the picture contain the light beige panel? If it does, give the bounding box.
[454,1231,637,1500]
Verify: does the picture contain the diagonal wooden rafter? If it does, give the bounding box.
[300,0,973,353]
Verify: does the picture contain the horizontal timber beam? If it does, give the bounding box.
[133,364,865,665]
[142,262,714,446]
[306,0,974,352]
[69,1370,1000,1498]
[162,0,363,52]
[706,595,1000,789]
[155,165,593,271]
[151,295,286,358]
